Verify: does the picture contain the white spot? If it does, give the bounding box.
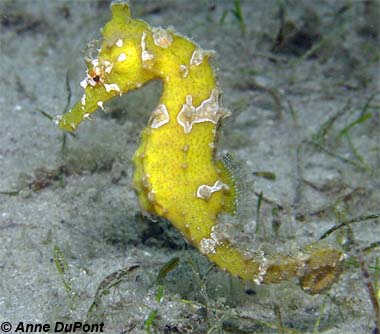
[104,83,121,94]
[83,113,92,120]
[97,101,104,110]
[83,68,99,87]
[199,226,223,255]
[87,77,97,87]
[80,77,88,89]
[200,238,217,255]
[81,94,86,106]
[196,180,229,200]
[103,60,113,74]
[141,32,154,63]
[253,251,269,285]
[177,95,196,133]
[53,114,62,126]
[115,38,123,47]
[117,53,127,62]
[142,174,150,188]
[179,64,189,78]
[254,262,269,285]
[91,58,99,68]
[149,104,170,128]
[190,49,215,67]
[148,190,156,202]
[152,27,173,48]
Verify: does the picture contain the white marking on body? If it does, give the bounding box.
[87,77,97,87]
[196,180,229,200]
[150,104,170,128]
[80,77,88,89]
[83,113,92,120]
[179,64,189,78]
[91,58,99,68]
[195,89,231,124]
[200,238,217,255]
[115,38,123,47]
[82,60,103,87]
[190,49,215,67]
[152,27,173,48]
[104,83,121,93]
[199,226,223,255]
[177,90,230,133]
[97,101,104,110]
[117,53,127,62]
[148,190,156,202]
[53,114,62,126]
[103,60,113,73]
[81,94,86,106]
[253,252,269,285]
[177,95,197,133]
[141,32,154,63]
[142,174,150,188]
[84,70,98,87]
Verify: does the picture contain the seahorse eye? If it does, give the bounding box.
[93,75,100,82]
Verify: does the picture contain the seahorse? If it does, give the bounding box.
[56,3,344,294]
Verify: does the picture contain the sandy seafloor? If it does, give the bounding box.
[0,0,379,333]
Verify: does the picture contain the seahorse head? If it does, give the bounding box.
[57,3,155,132]
[89,4,155,89]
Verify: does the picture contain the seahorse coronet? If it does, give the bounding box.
[57,2,344,294]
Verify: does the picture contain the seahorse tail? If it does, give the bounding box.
[201,229,344,294]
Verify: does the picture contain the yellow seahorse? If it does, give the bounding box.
[57,3,344,294]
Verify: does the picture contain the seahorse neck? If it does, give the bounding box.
[148,41,217,116]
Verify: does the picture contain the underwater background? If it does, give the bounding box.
[0,0,379,333]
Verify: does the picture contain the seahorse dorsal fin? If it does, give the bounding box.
[215,153,241,216]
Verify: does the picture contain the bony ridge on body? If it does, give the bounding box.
[57,2,344,294]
